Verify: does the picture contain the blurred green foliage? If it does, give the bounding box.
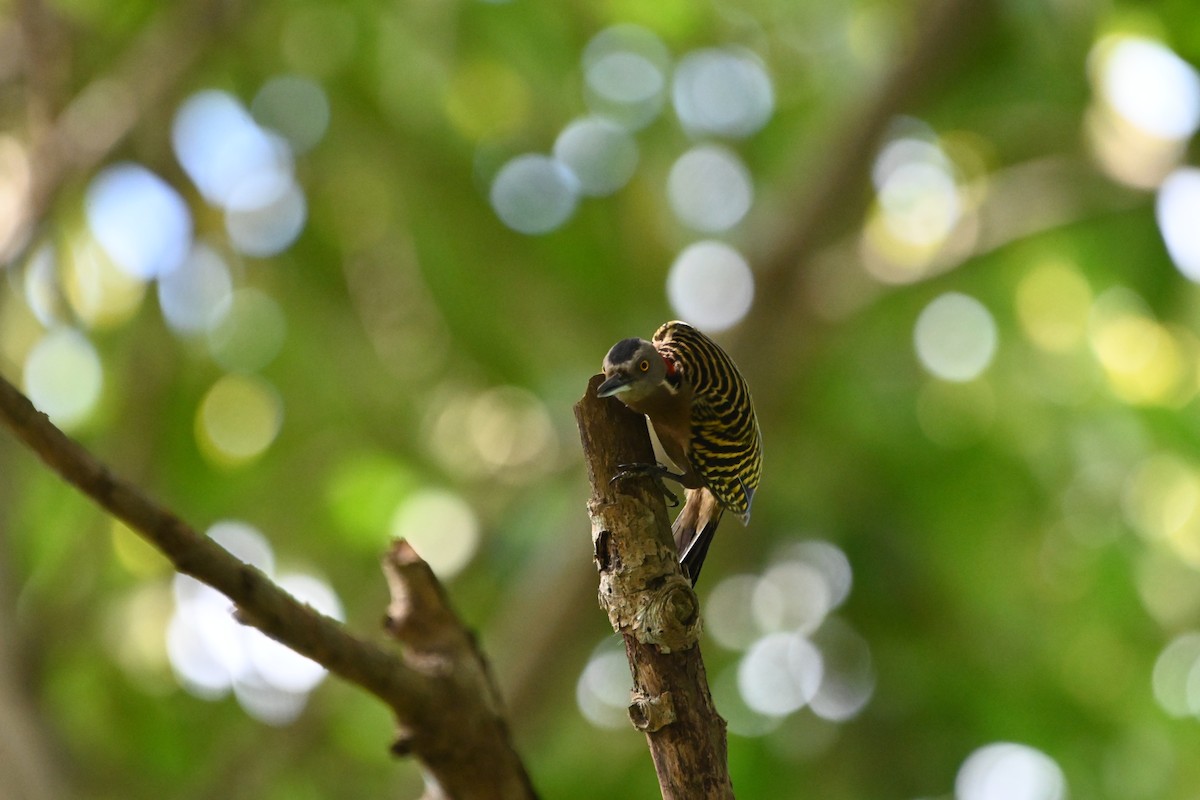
[4,0,1200,798]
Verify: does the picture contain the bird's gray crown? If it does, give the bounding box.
[605,337,648,367]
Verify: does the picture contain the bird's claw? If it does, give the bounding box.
[610,462,681,507]
[660,484,680,508]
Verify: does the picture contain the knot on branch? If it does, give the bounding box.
[595,534,693,645]
[628,690,677,732]
[633,574,701,652]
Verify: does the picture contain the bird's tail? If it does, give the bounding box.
[673,487,724,585]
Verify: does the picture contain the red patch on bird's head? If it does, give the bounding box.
[660,351,678,376]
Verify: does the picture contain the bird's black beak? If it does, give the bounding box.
[597,374,631,398]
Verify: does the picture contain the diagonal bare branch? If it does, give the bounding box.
[0,372,537,800]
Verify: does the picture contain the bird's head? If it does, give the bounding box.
[597,337,668,401]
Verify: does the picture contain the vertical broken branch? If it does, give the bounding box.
[574,374,734,799]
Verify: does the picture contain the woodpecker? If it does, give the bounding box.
[597,320,762,584]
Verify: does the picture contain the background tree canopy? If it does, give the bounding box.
[3,0,1200,798]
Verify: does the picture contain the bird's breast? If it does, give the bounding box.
[624,386,692,443]
[622,386,698,478]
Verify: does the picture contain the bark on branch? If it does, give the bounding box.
[574,374,733,799]
[0,374,536,800]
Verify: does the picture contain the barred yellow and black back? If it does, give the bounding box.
[645,321,762,581]
[653,320,762,520]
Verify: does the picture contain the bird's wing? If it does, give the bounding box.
[688,401,758,519]
[654,321,761,520]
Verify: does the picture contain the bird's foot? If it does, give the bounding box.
[610,462,684,507]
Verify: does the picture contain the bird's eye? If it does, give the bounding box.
[639,360,650,372]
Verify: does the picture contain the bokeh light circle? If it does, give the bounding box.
[1087,289,1184,406]
[207,288,287,372]
[789,540,854,609]
[224,174,307,257]
[955,742,1067,800]
[85,163,192,280]
[0,135,30,260]
[710,665,781,738]
[490,154,579,235]
[673,47,774,139]
[167,522,342,724]
[576,643,634,729]
[173,90,294,210]
[810,619,875,722]
[737,632,823,716]
[251,74,330,155]
[21,243,59,327]
[390,488,480,578]
[467,385,558,478]
[666,241,754,332]
[581,24,670,130]
[1098,36,1200,140]
[553,117,639,197]
[1157,167,1200,282]
[232,676,308,726]
[705,574,761,651]
[157,243,233,335]
[877,159,960,247]
[752,561,831,636]
[196,374,284,466]
[61,237,146,329]
[667,145,753,232]
[1015,261,1092,353]
[914,292,997,382]
[23,327,103,430]
[166,607,236,699]
[1151,631,1200,716]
